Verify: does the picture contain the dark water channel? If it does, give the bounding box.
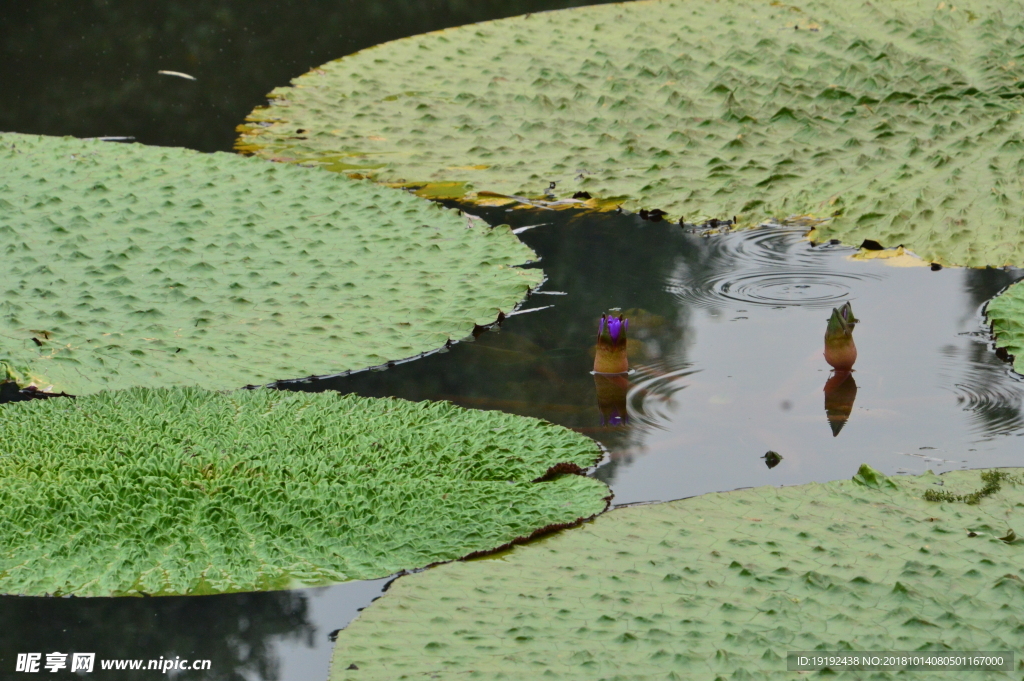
[5,2,1024,678]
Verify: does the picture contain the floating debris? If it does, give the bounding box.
[157,70,196,81]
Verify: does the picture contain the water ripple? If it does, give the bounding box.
[626,363,701,431]
[951,382,1024,438]
[939,340,1024,440]
[668,227,882,310]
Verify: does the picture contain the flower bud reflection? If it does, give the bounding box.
[823,370,858,437]
[594,373,629,427]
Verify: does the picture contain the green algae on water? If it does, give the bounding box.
[924,469,1021,505]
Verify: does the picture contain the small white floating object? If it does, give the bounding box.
[157,70,196,81]
[506,304,554,317]
[512,223,549,234]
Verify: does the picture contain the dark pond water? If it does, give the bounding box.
[5,2,1024,680]
[0,0,618,153]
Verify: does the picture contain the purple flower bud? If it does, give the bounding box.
[595,313,629,373]
[607,316,624,344]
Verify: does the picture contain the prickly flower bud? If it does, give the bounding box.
[824,302,858,371]
[594,313,629,374]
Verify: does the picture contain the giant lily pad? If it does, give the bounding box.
[0,386,608,596]
[985,281,1024,374]
[0,132,541,394]
[330,466,1024,679]
[240,0,1024,267]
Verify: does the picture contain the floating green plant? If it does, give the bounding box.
[240,0,1024,267]
[0,387,608,596]
[924,469,1021,505]
[0,132,541,394]
[330,465,1024,679]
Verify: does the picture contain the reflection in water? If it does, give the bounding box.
[823,371,858,437]
[0,590,313,681]
[594,374,629,427]
[0,0,620,153]
[0,579,390,681]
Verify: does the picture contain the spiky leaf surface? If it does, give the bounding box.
[0,387,607,596]
[240,0,1024,267]
[986,281,1024,375]
[331,466,1024,680]
[0,132,541,394]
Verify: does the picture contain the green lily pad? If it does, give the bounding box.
[330,466,1024,679]
[240,0,1024,267]
[0,386,608,596]
[0,132,541,394]
[985,281,1024,374]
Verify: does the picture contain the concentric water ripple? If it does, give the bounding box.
[668,227,882,310]
[626,363,701,431]
[940,340,1024,440]
[952,382,1024,439]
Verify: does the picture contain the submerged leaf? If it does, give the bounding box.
[0,387,607,596]
[242,0,1024,267]
[0,133,541,394]
[330,467,1024,679]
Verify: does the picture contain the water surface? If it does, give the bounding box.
[5,0,1024,671]
[298,206,1024,507]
